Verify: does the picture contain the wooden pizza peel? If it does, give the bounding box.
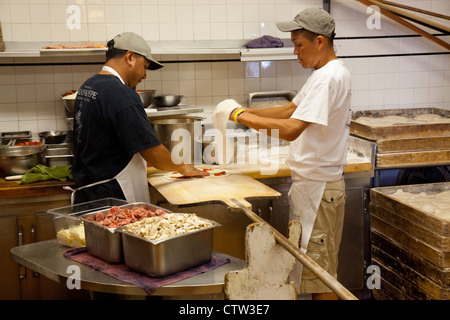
[147,170,357,299]
[148,170,281,210]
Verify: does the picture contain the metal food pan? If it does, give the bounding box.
[81,202,172,264]
[46,155,73,166]
[118,217,220,277]
[248,91,297,109]
[46,143,73,155]
[45,143,73,165]
[1,131,31,139]
[9,137,45,146]
[1,131,32,145]
[46,148,72,156]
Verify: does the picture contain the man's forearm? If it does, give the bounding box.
[244,101,297,119]
[140,144,184,171]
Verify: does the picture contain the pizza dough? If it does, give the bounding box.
[413,114,450,123]
[390,189,450,220]
[213,99,242,164]
[354,116,387,126]
[355,113,450,126]
[381,115,410,123]
[354,115,412,126]
[164,168,230,180]
[166,172,185,179]
[435,190,450,202]
[414,114,443,121]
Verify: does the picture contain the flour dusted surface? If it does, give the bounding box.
[354,114,450,126]
[390,189,450,220]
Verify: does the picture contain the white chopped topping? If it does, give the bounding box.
[122,213,213,241]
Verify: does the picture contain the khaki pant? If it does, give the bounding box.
[299,178,346,294]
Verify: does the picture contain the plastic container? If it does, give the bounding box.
[48,198,129,248]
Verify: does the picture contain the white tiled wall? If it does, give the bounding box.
[0,0,449,136]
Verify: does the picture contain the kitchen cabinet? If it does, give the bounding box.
[0,193,90,300]
[0,215,20,299]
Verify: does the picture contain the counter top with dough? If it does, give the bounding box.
[0,145,372,199]
[147,144,373,179]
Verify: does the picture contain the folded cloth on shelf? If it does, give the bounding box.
[245,35,284,48]
[18,164,72,184]
[63,247,230,295]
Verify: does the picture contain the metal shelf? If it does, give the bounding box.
[0,40,297,62]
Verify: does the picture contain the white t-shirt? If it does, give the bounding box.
[287,59,351,182]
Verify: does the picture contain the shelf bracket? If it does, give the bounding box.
[323,0,331,13]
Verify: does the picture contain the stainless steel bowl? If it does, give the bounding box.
[62,91,77,115]
[39,131,68,144]
[153,94,184,107]
[151,116,202,164]
[0,146,44,175]
[136,90,156,108]
[63,98,75,115]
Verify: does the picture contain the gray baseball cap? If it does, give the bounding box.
[276,7,335,38]
[111,32,164,70]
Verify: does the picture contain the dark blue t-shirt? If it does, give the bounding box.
[72,74,160,202]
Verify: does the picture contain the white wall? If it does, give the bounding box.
[0,0,449,135]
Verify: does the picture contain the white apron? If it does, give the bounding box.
[65,153,150,205]
[65,66,151,205]
[288,179,326,292]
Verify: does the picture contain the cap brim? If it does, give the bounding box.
[276,21,303,32]
[144,56,164,70]
[147,59,164,70]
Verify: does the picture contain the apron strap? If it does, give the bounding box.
[63,178,114,205]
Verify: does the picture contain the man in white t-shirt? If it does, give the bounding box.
[228,8,351,300]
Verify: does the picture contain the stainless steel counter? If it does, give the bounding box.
[10,239,244,297]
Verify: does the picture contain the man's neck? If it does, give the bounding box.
[315,50,337,70]
[100,62,128,86]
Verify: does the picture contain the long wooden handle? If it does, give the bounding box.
[366,0,450,33]
[229,198,358,300]
[356,0,450,51]
[367,0,450,32]
[379,0,450,21]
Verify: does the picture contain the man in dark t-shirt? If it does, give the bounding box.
[72,32,206,204]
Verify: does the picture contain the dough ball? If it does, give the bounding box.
[354,116,388,126]
[382,115,411,123]
[413,114,442,121]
